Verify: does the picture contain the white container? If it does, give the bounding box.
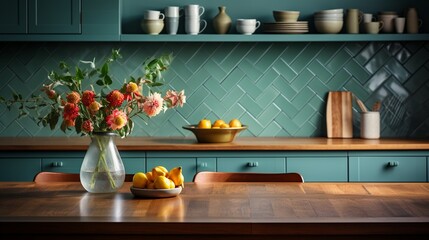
[360,111,380,139]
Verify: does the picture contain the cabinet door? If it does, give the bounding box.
[0,0,27,33]
[123,157,145,175]
[146,158,196,183]
[197,158,216,173]
[0,158,41,181]
[349,156,427,182]
[217,158,285,173]
[28,0,81,34]
[287,157,348,182]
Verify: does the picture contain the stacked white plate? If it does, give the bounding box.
[263,21,309,34]
[314,9,344,34]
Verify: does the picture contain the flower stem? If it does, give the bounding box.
[89,135,116,190]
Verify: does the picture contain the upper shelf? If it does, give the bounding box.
[121,33,429,42]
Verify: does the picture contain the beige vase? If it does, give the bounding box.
[213,6,232,34]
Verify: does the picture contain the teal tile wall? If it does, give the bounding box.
[0,42,428,138]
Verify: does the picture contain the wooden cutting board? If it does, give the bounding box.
[326,91,353,138]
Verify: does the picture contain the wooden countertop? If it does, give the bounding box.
[0,136,429,151]
[1,182,428,239]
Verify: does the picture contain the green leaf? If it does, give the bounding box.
[60,121,67,133]
[148,82,164,87]
[48,111,60,130]
[104,75,112,85]
[101,63,109,77]
[75,117,82,134]
[96,79,104,86]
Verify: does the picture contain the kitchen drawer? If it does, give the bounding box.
[349,156,427,182]
[287,157,348,182]
[0,157,41,181]
[146,157,196,182]
[217,158,285,173]
[123,158,145,175]
[42,158,83,173]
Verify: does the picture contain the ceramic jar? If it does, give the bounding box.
[213,6,232,34]
[406,7,421,33]
[346,9,362,33]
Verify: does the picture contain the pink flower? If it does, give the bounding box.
[81,120,94,133]
[143,92,164,117]
[164,90,186,108]
[106,109,128,130]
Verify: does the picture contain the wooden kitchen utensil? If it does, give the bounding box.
[326,91,353,138]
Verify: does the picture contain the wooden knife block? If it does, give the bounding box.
[326,91,353,138]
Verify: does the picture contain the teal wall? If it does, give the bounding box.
[0,42,428,138]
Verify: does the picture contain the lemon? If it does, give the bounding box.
[220,123,230,128]
[229,118,242,127]
[212,119,226,128]
[198,119,211,128]
[145,171,154,182]
[132,172,148,188]
[169,180,176,189]
[154,176,172,189]
[168,166,185,188]
[152,166,168,178]
[147,181,155,189]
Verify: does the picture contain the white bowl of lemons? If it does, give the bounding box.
[130,166,184,198]
[183,118,247,143]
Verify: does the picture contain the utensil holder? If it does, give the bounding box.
[360,111,380,139]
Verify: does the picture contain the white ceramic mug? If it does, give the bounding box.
[185,4,205,17]
[360,111,380,139]
[363,13,376,23]
[378,14,398,33]
[236,19,261,35]
[164,6,183,18]
[185,18,207,35]
[394,17,406,33]
[145,10,165,20]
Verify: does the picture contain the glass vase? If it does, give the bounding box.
[80,132,125,193]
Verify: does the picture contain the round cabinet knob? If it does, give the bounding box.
[387,161,399,167]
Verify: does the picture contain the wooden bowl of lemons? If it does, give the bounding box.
[183,119,247,143]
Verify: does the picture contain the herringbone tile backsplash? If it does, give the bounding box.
[0,42,428,138]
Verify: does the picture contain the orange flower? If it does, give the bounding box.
[66,91,81,104]
[64,119,75,127]
[106,90,124,107]
[63,103,79,121]
[126,82,139,93]
[106,109,128,130]
[88,101,101,113]
[82,90,95,107]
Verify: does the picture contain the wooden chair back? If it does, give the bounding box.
[193,172,304,183]
[33,172,134,183]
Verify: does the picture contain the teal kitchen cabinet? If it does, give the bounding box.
[0,152,41,181]
[0,0,120,41]
[286,151,348,182]
[42,157,83,173]
[28,0,81,34]
[197,158,217,173]
[349,151,428,182]
[0,0,27,33]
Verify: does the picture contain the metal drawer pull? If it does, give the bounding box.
[248,162,259,167]
[200,162,208,168]
[387,161,399,167]
[52,162,63,167]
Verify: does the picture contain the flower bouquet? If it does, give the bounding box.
[0,49,186,193]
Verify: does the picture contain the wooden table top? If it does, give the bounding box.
[1,136,429,151]
[1,182,429,239]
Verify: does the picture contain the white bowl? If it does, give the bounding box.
[314,20,343,34]
[314,17,343,21]
[314,13,343,18]
[317,9,344,14]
